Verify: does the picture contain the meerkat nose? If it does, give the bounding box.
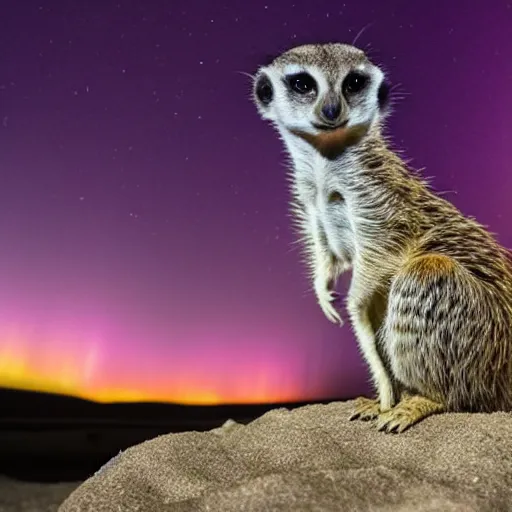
[321,103,341,122]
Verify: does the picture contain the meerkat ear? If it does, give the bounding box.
[377,79,391,110]
[254,73,274,107]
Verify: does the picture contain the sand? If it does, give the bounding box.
[58,399,512,511]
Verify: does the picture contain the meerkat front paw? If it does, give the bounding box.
[349,396,381,421]
[314,278,343,325]
[318,289,343,324]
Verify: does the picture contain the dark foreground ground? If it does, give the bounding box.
[0,388,346,511]
[0,477,79,512]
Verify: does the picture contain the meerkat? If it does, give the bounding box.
[251,43,512,433]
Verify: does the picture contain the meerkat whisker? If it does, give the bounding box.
[236,70,256,80]
[352,22,375,47]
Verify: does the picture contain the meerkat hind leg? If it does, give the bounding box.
[376,394,444,433]
[376,253,463,433]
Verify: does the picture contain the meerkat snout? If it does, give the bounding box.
[318,99,341,125]
[320,102,341,122]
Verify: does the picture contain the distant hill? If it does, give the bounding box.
[0,387,355,481]
[0,387,347,429]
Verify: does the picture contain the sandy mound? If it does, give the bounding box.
[59,400,512,511]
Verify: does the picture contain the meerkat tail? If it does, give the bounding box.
[376,394,444,433]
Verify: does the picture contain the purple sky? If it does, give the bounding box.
[0,1,511,404]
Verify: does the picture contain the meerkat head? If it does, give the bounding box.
[252,43,390,158]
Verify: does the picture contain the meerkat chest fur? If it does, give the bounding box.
[288,132,396,275]
[289,138,358,265]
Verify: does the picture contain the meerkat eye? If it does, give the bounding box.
[255,74,274,105]
[342,72,369,96]
[286,72,317,95]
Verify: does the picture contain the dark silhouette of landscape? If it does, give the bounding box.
[0,387,351,482]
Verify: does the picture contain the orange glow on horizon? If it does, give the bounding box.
[0,332,309,405]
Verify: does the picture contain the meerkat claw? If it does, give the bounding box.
[377,411,413,434]
[376,395,444,434]
[317,289,343,325]
[349,396,381,421]
[376,415,407,434]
